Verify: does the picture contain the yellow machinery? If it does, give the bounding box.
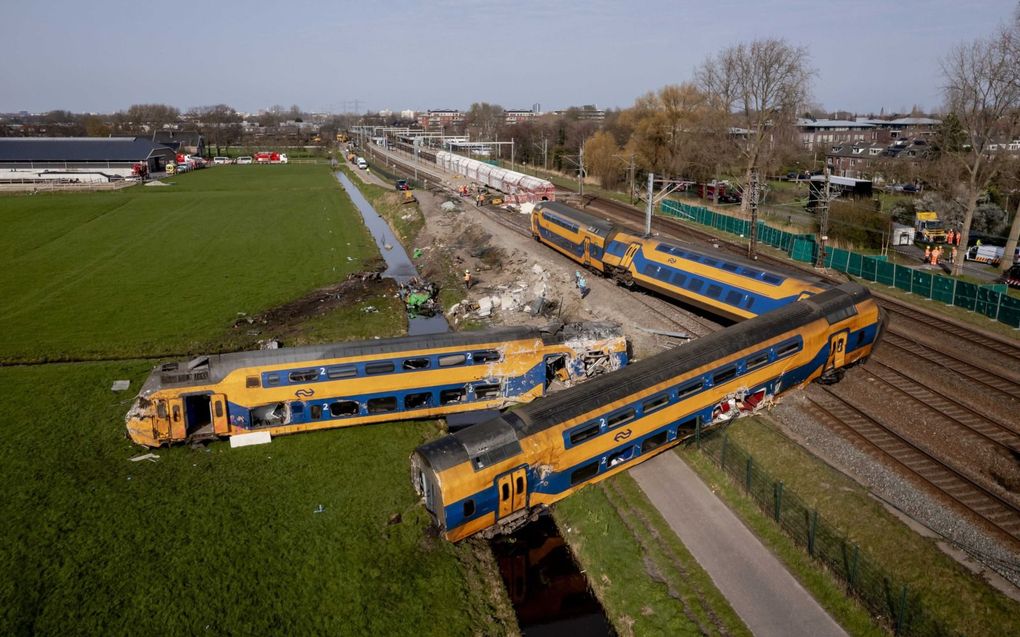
[914,211,946,243]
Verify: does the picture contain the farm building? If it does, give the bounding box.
[0,137,177,183]
[151,130,205,155]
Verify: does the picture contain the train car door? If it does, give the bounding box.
[153,399,171,441]
[582,238,591,266]
[828,331,849,369]
[168,397,186,440]
[210,393,230,434]
[496,467,528,519]
[621,243,640,268]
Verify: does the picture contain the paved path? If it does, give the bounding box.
[630,452,847,637]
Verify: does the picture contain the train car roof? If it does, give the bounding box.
[535,201,615,236]
[147,322,620,390]
[419,283,870,472]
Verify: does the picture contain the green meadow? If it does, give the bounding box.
[0,167,512,635]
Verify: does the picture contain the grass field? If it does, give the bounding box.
[0,166,378,362]
[0,167,516,635]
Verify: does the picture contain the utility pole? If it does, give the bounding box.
[578,143,585,197]
[645,172,655,237]
[747,171,760,260]
[629,154,636,204]
[510,138,515,169]
[815,167,831,268]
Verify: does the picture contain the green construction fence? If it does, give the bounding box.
[660,200,1020,329]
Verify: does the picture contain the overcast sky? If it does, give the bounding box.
[2,0,1017,115]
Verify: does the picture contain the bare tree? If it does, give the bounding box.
[464,102,505,141]
[940,26,1020,275]
[697,39,813,213]
[998,5,1020,272]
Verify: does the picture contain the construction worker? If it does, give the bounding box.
[951,246,958,264]
[924,245,931,264]
[932,246,940,266]
[463,269,473,290]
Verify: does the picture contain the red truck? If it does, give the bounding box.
[254,151,289,164]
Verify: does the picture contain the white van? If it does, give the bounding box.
[213,156,231,165]
[356,157,368,170]
[236,156,253,165]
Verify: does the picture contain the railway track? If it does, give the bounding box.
[879,298,1020,365]
[804,389,1020,549]
[861,358,1020,454]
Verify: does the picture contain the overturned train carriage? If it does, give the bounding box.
[531,200,827,321]
[412,283,886,541]
[126,322,627,447]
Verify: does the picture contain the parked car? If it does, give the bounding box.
[356,157,368,170]
[213,157,232,165]
[237,156,253,165]
[395,179,410,190]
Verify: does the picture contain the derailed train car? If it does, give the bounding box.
[531,200,826,321]
[126,323,627,447]
[411,283,885,541]
[436,151,556,204]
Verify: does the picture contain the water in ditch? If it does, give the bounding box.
[335,171,448,335]
[490,515,614,636]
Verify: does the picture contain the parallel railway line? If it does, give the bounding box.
[804,389,1020,549]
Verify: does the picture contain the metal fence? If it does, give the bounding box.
[660,200,1020,329]
[698,433,955,636]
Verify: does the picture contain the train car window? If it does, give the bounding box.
[676,416,700,436]
[641,430,669,453]
[706,284,722,299]
[677,380,703,399]
[365,361,395,375]
[289,369,319,383]
[405,392,433,409]
[725,290,743,305]
[642,264,659,277]
[367,396,397,413]
[290,402,305,416]
[713,366,737,385]
[156,403,168,419]
[721,262,740,272]
[688,279,703,293]
[471,350,500,363]
[642,394,670,414]
[214,401,224,418]
[608,447,634,467]
[746,352,770,370]
[310,405,323,419]
[326,365,357,379]
[474,383,501,399]
[570,461,600,486]
[607,409,636,429]
[569,423,601,446]
[463,499,476,518]
[438,354,467,367]
[825,305,857,325]
[761,273,783,285]
[440,388,466,404]
[776,340,801,358]
[743,296,756,309]
[265,373,280,386]
[402,358,430,370]
[671,272,687,286]
[329,401,359,417]
[246,376,260,388]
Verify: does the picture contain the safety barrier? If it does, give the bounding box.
[698,433,952,636]
[660,200,1020,329]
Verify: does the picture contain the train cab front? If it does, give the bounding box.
[410,444,450,537]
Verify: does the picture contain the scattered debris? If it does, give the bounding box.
[638,326,693,340]
[399,277,440,317]
[111,380,130,392]
[388,513,402,525]
[440,201,459,212]
[361,305,378,313]
[314,505,326,514]
[230,431,272,448]
[129,452,160,463]
[258,339,280,350]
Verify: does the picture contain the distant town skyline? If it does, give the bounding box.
[2,0,1017,116]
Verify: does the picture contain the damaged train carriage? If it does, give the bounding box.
[412,283,886,541]
[126,323,627,447]
[531,201,827,322]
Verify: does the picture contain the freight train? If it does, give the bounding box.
[126,323,627,447]
[531,201,826,321]
[411,283,885,541]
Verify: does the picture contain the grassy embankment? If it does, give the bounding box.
[0,165,516,636]
[678,418,1020,637]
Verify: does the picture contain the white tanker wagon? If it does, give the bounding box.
[436,151,555,204]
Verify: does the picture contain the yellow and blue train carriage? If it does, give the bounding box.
[126,323,627,447]
[531,201,826,321]
[411,283,885,541]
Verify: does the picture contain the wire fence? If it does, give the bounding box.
[661,200,1020,329]
[697,432,956,636]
